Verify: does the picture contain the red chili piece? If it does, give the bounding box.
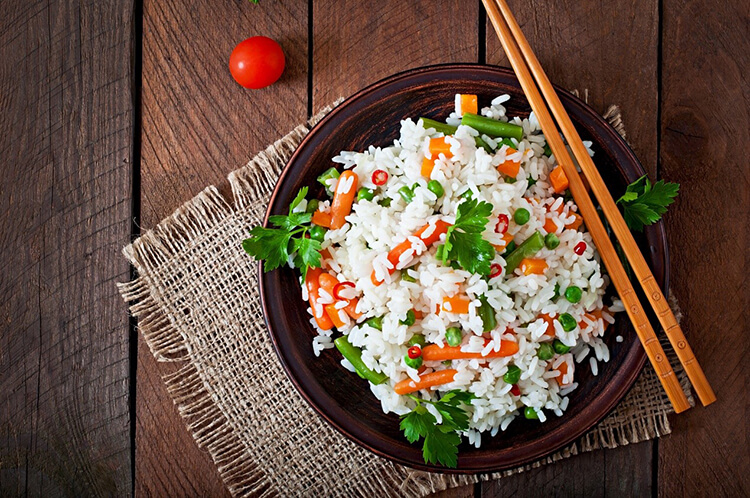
[510,384,521,396]
[489,263,503,278]
[495,214,509,234]
[332,281,356,300]
[407,345,422,359]
[372,169,388,186]
[574,241,587,255]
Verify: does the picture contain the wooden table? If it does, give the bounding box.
[1,0,747,495]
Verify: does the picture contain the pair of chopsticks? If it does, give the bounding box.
[483,0,715,412]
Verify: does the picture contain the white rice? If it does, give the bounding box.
[306,94,621,443]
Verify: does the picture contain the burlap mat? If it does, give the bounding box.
[119,99,694,497]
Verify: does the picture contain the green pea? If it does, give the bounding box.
[564,286,583,303]
[445,327,463,347]
[401,271,416,283]
[427,180,444,197]
[400,309,416,326]
[527,177,538,187]
[505,176,517,184]
[501,241,517,257]
[558,312,577,332]
[365,316,383,331]
[553,339,571,354]
[379,198,392,207]
[310,225,327,242]
[544,233,560,249]
[408,334,426,347]
[443,360,452,366]
[537,342,555,360]
[514,208,530,225]
[357,187,375,202]
[398,186,414,203]
[524,406,540,420]
[543,143,552,157]
[552,282,561,300]
[317,167,340,196]
[503,365,522,384]
[305,198,320,214]
[405,355,423,369]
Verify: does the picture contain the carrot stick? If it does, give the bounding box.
[305,267,333,330]
[311,210,332,228]
[324,303,347,329]
[343,298,362,320]
[394,369,458,395]
[421,340,519,361]
[317,272,338,294]
[549,166,569,193]
[330,170,358,229]
[371,220,451,285]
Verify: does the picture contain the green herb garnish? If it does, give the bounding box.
[440,198,495,276]
[399,390,476,468]
[242,187,322,275]
[616,175,679,231]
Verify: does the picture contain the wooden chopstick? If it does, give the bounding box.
[487,0,716,408]
[482,0,693,412]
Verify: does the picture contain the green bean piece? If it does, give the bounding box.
[379,198,392,207]
[524,406,540,420]
[498,138,517,149]
[504,231,545,273]
[514,208,530,225]
[503,365,522,384]
[461,113,524,140]
[544,233,560,249]
[310,225,327,242]
[408,334,426,347]
[305,198,320,214]
[398,186,414,203]
[418,118,492,152]
[543,143,552,157]
[427,180,444,198]
[317,167,340,196]
[501,240,517,257]
[552,282,561,300]
[537,342,555,360]
[365,316,383,331]
[405,355,423,369]
[435,244,446,261]
[527,177,538,187]
[558,313,577,332]
[357,187,375,202]
[478,295,497,333]
[401,270,417,283]
[564,286,583,304]
[334,336,388,385]
[445,327,463,347]
[400,309,416,326]
[553,339,571,354]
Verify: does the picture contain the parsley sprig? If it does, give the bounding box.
[439,198,496,276]
[616,175,679,231]
[242,187,322,275]
[399,390,476,468]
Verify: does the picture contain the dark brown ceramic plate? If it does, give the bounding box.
[259,64,668,473]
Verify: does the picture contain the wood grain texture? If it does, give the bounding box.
[0,0,133,495]
[137,0,307,496]
[484,1,660,495]
[312,0,479,108]
[657,0,749,495]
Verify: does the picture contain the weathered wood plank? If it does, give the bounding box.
[137,0,308,495]
[484,1,659,495]
[0,0,133,495]
[658,0,749,495]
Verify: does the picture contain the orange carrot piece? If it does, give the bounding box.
[520,258,548,275]
[371,220,451,285]
[343,298,362,320]
[324,303,347,329]
[497,147,520,177]
[421,156,436,178]
[442,295,471,314]
[305,267,333,330]
[555,361,571,386]
[421,341,520,362]
[566,213,583,231]
[311,210,332,228]
[543,217,559,234]
[539,313,557,337]
[394,369,458,395]
[330,170,358,229]
[460,94,478,115]
[492,232,515,252]
[549,166,569,193]
[429,137,453,158]
[579,308,606,330]
[412,308,424,320]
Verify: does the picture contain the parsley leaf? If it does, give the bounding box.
[289,187,309,214]
[293,236,322,269]
[268,212,312,231]
[617,175,679,231]
[399,390,475,468]
[242,226,292,272]
[442,198,495,276]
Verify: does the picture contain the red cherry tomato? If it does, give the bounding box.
[229,36,285,89]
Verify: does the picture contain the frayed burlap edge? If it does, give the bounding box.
[119,99,692,497]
